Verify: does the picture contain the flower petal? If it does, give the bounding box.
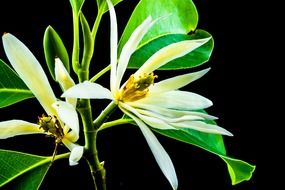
[62,138,84,166]
[2,33,57,115]
[120,103,175,130]
[122,110,178,190]
[52,101,79,141]
[130,103,217,120]
[171,120,233,136]
[55,58,77,107]
[62,81,113,100]
[0,120,44,139]
[106,0,118,94]
[135,38,211,78]
[116,16,153,89]
[130,90,213,111]
[149,68,210,94]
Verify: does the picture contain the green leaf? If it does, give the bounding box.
[69,0,85,14]
[220,156,256,185]
[43,26,70,80]
[153,122,256,185]
[0,59,34,108]
[79,12,94,69]
[119,0,198,54]
[0,149,51,189]
[96,0,123,13]
[128,29,214,70]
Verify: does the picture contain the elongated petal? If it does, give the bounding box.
[130,91,212,111]
[55,58,77,107]
[62,138,84,166]
[116,16,153,89]
[135,38,211,78]
[120,103,175,130]
[62,81,113,100]
[0,120,44,139]
[122,109,178,190]
[171,120,233,136]
[106,0,118,94]
[3,33,57,115]
[149,68,210,94]
[130,103,217,120]
[52,101,79,141]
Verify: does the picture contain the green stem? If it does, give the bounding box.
[98,118,133,131]
[93,101,117,129]
[92,8,104,40]
[90,65,110,82]
[72,11,80,73]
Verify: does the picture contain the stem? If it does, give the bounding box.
[98,118,133,131]
[90,65,110,82]
[93,101,117,129]
[92,8,104,40]
[72,11,80,73]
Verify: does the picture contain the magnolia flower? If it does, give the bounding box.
[0,33,83,166]
[63,0,232,188]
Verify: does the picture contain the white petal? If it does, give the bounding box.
[149,68,210,94]
[130,91,213,111]
[116,16,153,89]
[106,0,118,94]
[122,110,178,190]
[2,33,57,115]
[120,103,175,130]
[0,120,44,139]
[172,120,233,136]
[55,58,77,107]
[62,81,113,100]
[62,138,84,166]
[135,38,211,78]
[52,101,79,141]
[130,103,218,120]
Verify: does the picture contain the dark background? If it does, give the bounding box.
[0,0,259,189]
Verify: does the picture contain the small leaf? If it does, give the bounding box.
[0,59,34,108]
[43,26,70,80]
[119,0,198,54]
[0,149,51,189]
[96,0,123,13]
[220,156,256,185]
[69,0,85,14]
[128,29,214,70]
[79,12,94,69]
[153,122,256,185]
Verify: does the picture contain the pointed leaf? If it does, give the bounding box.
[79,12,94,69]
[43,26,70,80]
[119,0,198,54]
[69,0,85,14]
[152,120,256,185]
[96,0,123,13]
[129,30,213,69]
[0,59,34,108]
[0,149,51,189]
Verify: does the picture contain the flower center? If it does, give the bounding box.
[119,73,157,102]
[38,114,64,143]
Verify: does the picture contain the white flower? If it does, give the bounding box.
[0,33,83,166]
[62,0,232,188]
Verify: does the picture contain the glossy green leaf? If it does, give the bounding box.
[0,59,34,108]
[69,0,85,14]
[0,149,51,189]
[43,26,70,80]
[128,29,213,70]
[79,12,94,69]
[96,0,123,13]
[153,121,256,185]
[119,0,198,54]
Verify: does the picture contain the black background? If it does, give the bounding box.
[0,0,259,190]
